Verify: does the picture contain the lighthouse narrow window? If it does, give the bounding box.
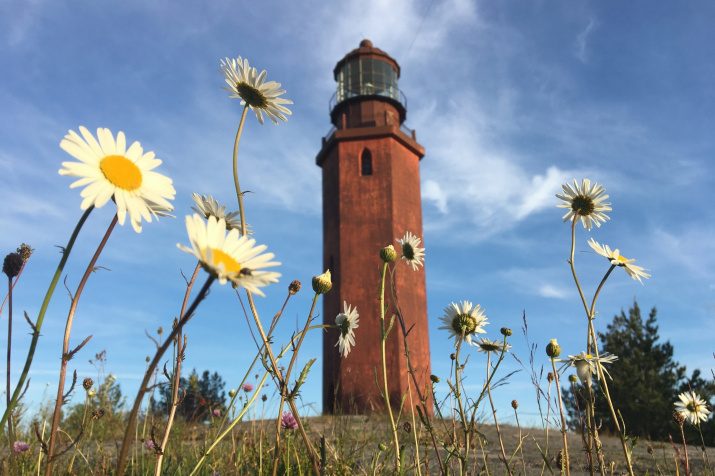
[360,149,373,176]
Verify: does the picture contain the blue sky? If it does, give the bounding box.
[1,0,713,425]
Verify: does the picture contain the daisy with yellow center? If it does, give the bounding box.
[177,214,280,294]
[335,301,359,358]
[438,301,488,346]
[59,127,175,233]
[556,179,611,230]
[396,231,425,271]
[587,238,651,283]
[675,391,711,425]
[560,351,618,383]
[220,56,293,125]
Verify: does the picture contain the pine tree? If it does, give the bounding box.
[153,368,227,421]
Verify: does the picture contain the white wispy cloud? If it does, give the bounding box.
[574,18,597,63]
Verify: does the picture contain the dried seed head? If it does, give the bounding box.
[3,253,23,279]
[261,394,267,402]
[547,372,554,383]
[312,270,332,294]
[82,378,94,391]
[16,243,33,262]
[157,326,163,336]
[511,400,519,410]
[288,279,301,295]
[500,327,512,337]
[380,245,397,263]
[546,338,561,358]
[450,353,456,361]
[92,408,106,420]
[673,410,686,425]
[647,445,654,455]
[402,422,412,433]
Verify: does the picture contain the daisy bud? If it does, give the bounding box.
[430,374,440,384]
[262,394,267,402]
[82,378,94,391]
[380,245,397,263]
[511,399,519,409]
[3,253,23,279]
[546,339,561,358]
[88,389,96,398]
[289,279,301,295]
[378,443,388,452]
[16,243,33,262]
[500,327,512,337]
[449,353,456,361]
[228,389,237,398]
[568,374,578,384]
[157,326,163,336]
[312,270,332,294]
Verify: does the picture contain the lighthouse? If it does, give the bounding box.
[317,40,432,414]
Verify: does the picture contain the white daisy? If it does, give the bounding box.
[220,56,293,125]
[396,231,425,271]
[177,214,280,294]
[191,193,247,233]
[560,351,618,383]
[476,338,511,353]
[587,238,651,283]
[476,337,511,352]
[335,301,359,358]
[59,127,176,233]
[556,179,611,230]
[675,391,711,425]
[438,301,488,346]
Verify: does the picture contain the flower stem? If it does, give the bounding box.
[116,275,215,475]
[379,262,400,472]
[229,103,320,474]
[233,106,249,237]
[486,351,512,475]
[154,261,200,476]
[0,207,93,430]
[551,357,570,475]
[45,213,118,475]
[587,266,634,475]
[271,293,319,476]
[6,276,14,440]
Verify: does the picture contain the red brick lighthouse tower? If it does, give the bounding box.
[317,40,432,414]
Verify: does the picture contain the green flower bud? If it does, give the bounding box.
[430,374,440,384]
[546,338,561,358]
[380,245,397,263]
[500,327,512,337]
[312,270,332,294]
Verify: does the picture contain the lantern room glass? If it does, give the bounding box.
[336,58,399,103]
